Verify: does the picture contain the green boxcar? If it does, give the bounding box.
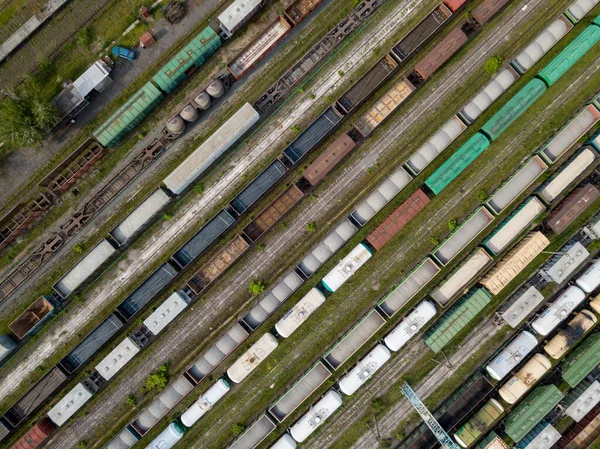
[425,133,490,195]
[481,79,546,141]
[93,82,164,147]
[454,399,504,448]
[537,22,600,87]
[152,26,221,93]
[504,385,564,443]
[424,288,492,353]
[562,332,600,387]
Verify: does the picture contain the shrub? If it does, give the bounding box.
[306,222,316,233]
[430,236,440,246]
[232,424,246,435]
[257,244,265,252]
[194,183,205,194]
[143,364,168,392]
[290,124,301,133]
[127,394,137,407]
[249,280,265,295]
[484,55,503,74]
[76,442,88,449]
[448,219,458,232]
[72,244,84,254]
[310,93,316,100]
[478,189,488,202]
[76,27,95,48]
[280,223,288,230]
[163,212,173,220]
[338,70,345,77]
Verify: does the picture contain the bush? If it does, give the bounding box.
[484,55,503,74]
[310,93,316,100]
[306,222,316,233]
[430,236,440,246]
[478,189,488,202]
[232,424,246,435]
[76,442,88,449]
[248,280,265,295]
[194,183,205,194]
[163,212,173,220]
[127,394,137,407]
[338,70,345,77]
[143,364,168,392]
[72,244,84,254]
[76,27,95,48]
[290,124,301,133]
[257,244,265,252]
[448,219,458,232]
[280,223,288,230]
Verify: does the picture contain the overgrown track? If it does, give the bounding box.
[41,0,572,446]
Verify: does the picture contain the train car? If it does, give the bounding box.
[499,353,552,404]
[453,399,504,447]
[303,134,356,186]
[9,296,55,340]
[510,16,573,74]
[48,382,95,426]
[547,184,600,234]
[181,378,231,427]
[531,286,586,336]
[217,0,264,38]
[518,423,562,449]
[143,291,189,336]
[485,331,538,381]
[384,301,437,351]
[228,414,277,449]
[227,333,278,383]
[543,242,589,284]
[470,0,511,26]
[414,28,467,81]
[338,344,391,395]
[501,286,545,328]
[274,288,326,338]
[95,337,140,381]
[284,0,324,26]
[576,259,600,293]
[0,193,51,252]
[230,159,289,215]
[289,390,342,443]
[321,243,372,292]
[544,309,596,359]
[145,422,185,449]
[270,434,297,449]
[565,0,600,23]
[562,332,600,387]
[565,380,600,421]
[10,417,56,449]
[163,103,260,195]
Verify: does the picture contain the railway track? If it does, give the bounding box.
[39,0,579,446]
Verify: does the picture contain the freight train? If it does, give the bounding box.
[6,0,600,447]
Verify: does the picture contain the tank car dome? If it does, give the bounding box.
[194,91,211,110]
[207,78,224,98]
[180,104,198,122]
[166,116,185,134]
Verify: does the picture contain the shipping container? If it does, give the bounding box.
[337,55,397,114]
[565,0,600,23]
[59,313,123,373]
[338,344,390,395]
[297,219,358,277]
[548,184,600,234]
[414,28,467,80]
[282,107,343,165]
[9,296,54,339]
[274,288,326,338]
[532,285,586,336]
[504,385,564,442]
[544,241,589,284]
[501,286,545,328]
[459,66,520,124]
[321,243,372,292]
[391,3,453,62]
[11,418,56,449]
[230,159,288,215]
[511,16,573,74]
[218,0,264,38]
[227,414,276,449]
[432,207,495,265]
[350,167,412,226]
[284,0,324,25]
[384,301,437,351]
[565,380,600,421]
[453,399,504,447]
[186,323,248,383]
[425,132,490,195]
[538,24,600,87]
[172,209,236,268]
[562,332,600,387]
[539,104,600,164]
[323,310,386,369]
[289,390,342,442]
[95,337,140,381]
[243,184,304,241]
[48,382,94,426]
[424,288,492,353]
[486,156,548,214]
[481,232,550,295]
[352,77,416,137]
[378,258,440,317]
[53,239,117,298]
[3,367,67,426]
[405,116,467,175]
[269,362,331,422]
[538,147,598,203]
[227,333,278,383]
[366,189,430,250]
[431,248,493,306]
[110,188,170,245]
[93,82,164,147]
[471,0,511,26]
[181,378,231,427]
[303,134,356,185]
[483,197,545,256]
[227,17,292,79]
[242,271,304,330]
[544,309,596,359]
[576,258,600,293]
[481,79,547,141]
[116,262,178,320]
[187,235,250,295]
[163,103,260,195]
[499,353,551,404]
[486,331,538,380]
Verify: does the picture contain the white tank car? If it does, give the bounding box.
[227,333,278,383]
[270,434,297,449]
[576,259,600,293]
[338,345,391,396]
[486,331,538,381]
[498,353,551,404]
[384,301,436,352]
[531,286,586,336]
[321,243,372,293]
[181,378,231,427]
[543,309,597,359]
[274,288,326,338]
[289,390,343,443]
[145,422,185,449]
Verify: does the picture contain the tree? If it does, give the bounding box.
[306,222,316,233]
[484,55,503,74]
[143,364,169,392]
[248,280,265,295]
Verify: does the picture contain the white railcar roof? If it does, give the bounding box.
[407,117,466,173]
[48,383,93,426]
[289,391,343,442]
[384,301,437,352]
[96,337,140,381]
[227,333,278,383]
[531,286,586,336]
[143,291,189,336]
[501,286,544,328]
[338,345,391,396]
[322,244,371,292]
[111,189,170,244]
[275,288,325,338]
[566,380,600,421]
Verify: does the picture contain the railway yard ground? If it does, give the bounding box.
[2,0,600,448]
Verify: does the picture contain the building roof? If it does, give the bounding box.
[73,60,112,97]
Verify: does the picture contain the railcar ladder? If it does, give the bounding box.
[400,382,460,449]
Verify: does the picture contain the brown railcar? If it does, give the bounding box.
[9,296,54,339]
[471,0,511,26]
[11,418,56,449]
[303,134,356,186]
[414,28,467,80]
[547,184,599,234]
[284,0,324,26]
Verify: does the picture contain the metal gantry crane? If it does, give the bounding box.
[400,382,460,449]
